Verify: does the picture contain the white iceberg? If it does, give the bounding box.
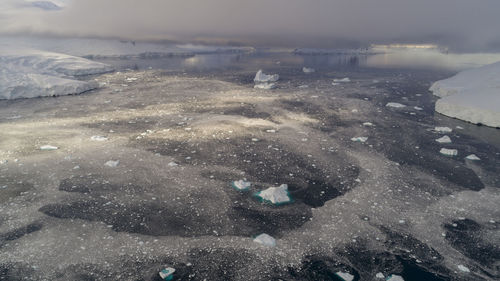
[465,154,481,161]
[40,145,58,151]
[256,184,291,204]
[231,180,251,191]
[253,233,276,247]
[254,70,279,83]
[387,275,404,281]
[434,126,453,133]
[254,83,277,90]
[105,160,120,167]
[351,137,368,143]
[375,272,385,279]
[440,148,458,156]
[90,136,108,141]
[0,47,112,99]
[335,272,354,281]
[333,78,351,83]
[414,106,424,111]
[302,67,315,73]
[457,265,470,273]
[430,61,500,127]
[386,102,406,108]
[435,136,452,144]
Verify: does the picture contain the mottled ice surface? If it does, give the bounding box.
[430,61,500,127]
[0,50,499,281]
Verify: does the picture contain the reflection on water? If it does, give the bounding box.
[96,47,500,73]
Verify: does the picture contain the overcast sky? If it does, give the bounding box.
[1,0,500,52]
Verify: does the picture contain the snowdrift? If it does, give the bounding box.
[430,61,500,127]
[0,48,113,99]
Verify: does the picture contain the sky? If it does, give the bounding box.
[1,0,500,52]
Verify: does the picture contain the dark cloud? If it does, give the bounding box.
[1,0,500,52]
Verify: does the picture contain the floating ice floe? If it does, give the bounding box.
[440,148,458,156]
[254,69,279,83]
[457,265,470,273]
[435,136,452,144]
[256,184,291,204]
[333,78,351,83]
[375,272,385,279]
[302,67,315,73]
[90,136,108,141]
[335,272,354,281]
[40,145,58,151]
[104,160,119,167]
[159,267,175,280]
[430,61,500,127]
[386,275,404,281]
[465,154,481,161]
[351,137,368,143]
[386,102,406,108]
[254,83,277,90]
[414,106,423,111]
[231,180,251,191]
[253,233,276,247]
[434,126,453,133]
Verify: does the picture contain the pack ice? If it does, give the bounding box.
[430,61,500,127]
[0,47,113,99]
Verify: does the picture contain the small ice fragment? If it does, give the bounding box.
[159,267,176,280]
[386,102,406,108]
[73,165,80,170]
[104,160,119,167]
[90,136,108,141]
[387,275,404,281]
[457,265,470,273]
[168,162,178,167]
[40,145,58,151]
[251,138,259,142]
[351,109,358,113]
[456,126,464,129]
[302,67,315,73]
[440,148,458,156]
[333,78,350,83]
[335,272,354,281]
[331,82,339,86]
[434,126,453,133]
[363,122,373,126]
[266,129,276,133]
[465,154,480,160]
[399,220,405,224]
[256,184,291,204]
[253,233,276,247]
[254,83,277,90]
[254,69,279,83]
[375,272,385,279]
[435,136,452,143]
[231,180,251,191]
[414,106,423,111]
[351,137,368,143]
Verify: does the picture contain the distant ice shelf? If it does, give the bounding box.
[430,61,500,127]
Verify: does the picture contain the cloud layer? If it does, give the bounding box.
[1,0,500,52]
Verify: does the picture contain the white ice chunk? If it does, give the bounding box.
[440,148,458,156]
[387,275,404,281]
[375,272,385,279]
[253,233,276,247]
[254,83,276,90]
[231,180,251,191]
[351,137,368,143]
[386,102,406,108]
[90,136,108,141]
[40,145,58,151]
[159,267,175,280]
[465,154,481,161]
[333,78,351,83]
[257,184,291,204]
[430,61,500,127]
[362,122,374,127]
[457,265,470,273]
[335,272,354,281]
[302,67,315,73]
[104,160,119,167]
[414,106,423,111]
[434,126,453,133]
[168,162,178,167]
[435,136,452,144]
[254,70,279,83]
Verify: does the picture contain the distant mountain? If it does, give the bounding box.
[30,1,62,11]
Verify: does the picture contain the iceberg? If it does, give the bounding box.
[253,233,276,247]
[256,184,291,204]
[430,61,500,127]
[335,272,354,281]
[254,70,279,83]
[465,154,481,161]
[435,136,452,144]
[351,137,368,143]
[387,275,404,281]
[386,102,406,108]
[40,145,58,151]
[254,83,277,90]
[105,160,120,167]
[440,148,458,156]
[0,48,112,99]
[231,180,251,191]
[302,67,315,73]
[333,78,351,83]
[434,126,453,133]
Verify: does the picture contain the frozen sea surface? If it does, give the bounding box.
[0,40,499,281]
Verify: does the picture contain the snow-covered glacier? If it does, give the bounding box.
[0,48,113,99]
[430,61,500,127]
